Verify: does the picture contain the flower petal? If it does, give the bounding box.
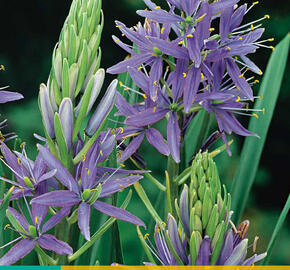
[93,200,145,227]
[78,202,91,241]
[0,239,35,265]
[38,234,73,255]
[145,128,170,156]
[37,144,79,192]
[117,133,144,163]
[0,91,23,104]
[100,175,143,197]
[31,190,80,207]
[196,236,211,265]
[167,113,181,163]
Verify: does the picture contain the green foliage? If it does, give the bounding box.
[231,34,290,224]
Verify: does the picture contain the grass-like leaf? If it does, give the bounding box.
[262,194,290,265]
[231,34,290,223]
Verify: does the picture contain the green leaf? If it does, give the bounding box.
[262,194,290,265]
[231,34,290,224]
[0,186,14,233]
[68,190,133,262]
[134,182,163,226]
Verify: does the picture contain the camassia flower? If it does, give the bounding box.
[0,142,57,200]
[138,152,266,265]
[31,140,145,241]
[0,204,72,265]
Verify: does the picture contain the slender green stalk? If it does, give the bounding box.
[262,194,290,265]
[166,155,179,219]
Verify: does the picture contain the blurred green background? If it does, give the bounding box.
[0,0,289,265]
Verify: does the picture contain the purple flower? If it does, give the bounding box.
[0,205,72,265]
[0,142,57,201]
[115,92,170,163]
[31,141,145,241]
[108,20,188,101]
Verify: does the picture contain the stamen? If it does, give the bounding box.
[186,34,193,38]
[183,72,187,78]
[253,236,259,253]
[196,13,207,23]
[160,27,165,34]
[0,65,5,71]
[252,113,259,119]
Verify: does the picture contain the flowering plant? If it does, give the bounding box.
[0,0,289,266]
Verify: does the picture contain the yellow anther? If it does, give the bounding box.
[268,38,274,41]
[259,69,263,75]
[196,13,207,23]
[119,127,124,134]
[203,50,208,61]
[183,72,187,78]
[254,80,260,84]
[178,41,183,45]
[100,150,103,156]
[161,221,166,227]
[153,80,158,86]
[209,28,215,32]
[235,56,238,60]
[4,224,10,230]
[166,66,170,70]
[239,37,243,40]
[143,94,147,99]
[138,66,142,71]
[186,34,193,38]
[252,113,259,119]
[264,14,270,19]
[124,87,129,91]
[251,24,254,31]
[270,46,275,51]
[239,74,244,78]
[259,94,263,100]
[205,85,209,91]
[156,227,160,233]
[236,96,241,102]
[0,65,5,71]
[82,154,86,162]
[119,184,124,191]
[120,163,126,168]
[236,86,241,91]
[19,186,24,192]
[86,168,90,176]
[227,46,231,51]
[161,27,165,34]
[20,142,26,148]
[119,81,123,87]
[252,1,259,5]
[17,157,21,165]
[115,39,120,43]
[121,33,125,37]
[153,106,157,113]
[149,52,158,57]
[201,73,205,80]
[35,216,38,225]
[155,6,161,9]
[144,233,150,240]
[262,108,265,115]
[116,25,122,28]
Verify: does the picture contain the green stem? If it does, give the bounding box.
[166,155,179,219]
